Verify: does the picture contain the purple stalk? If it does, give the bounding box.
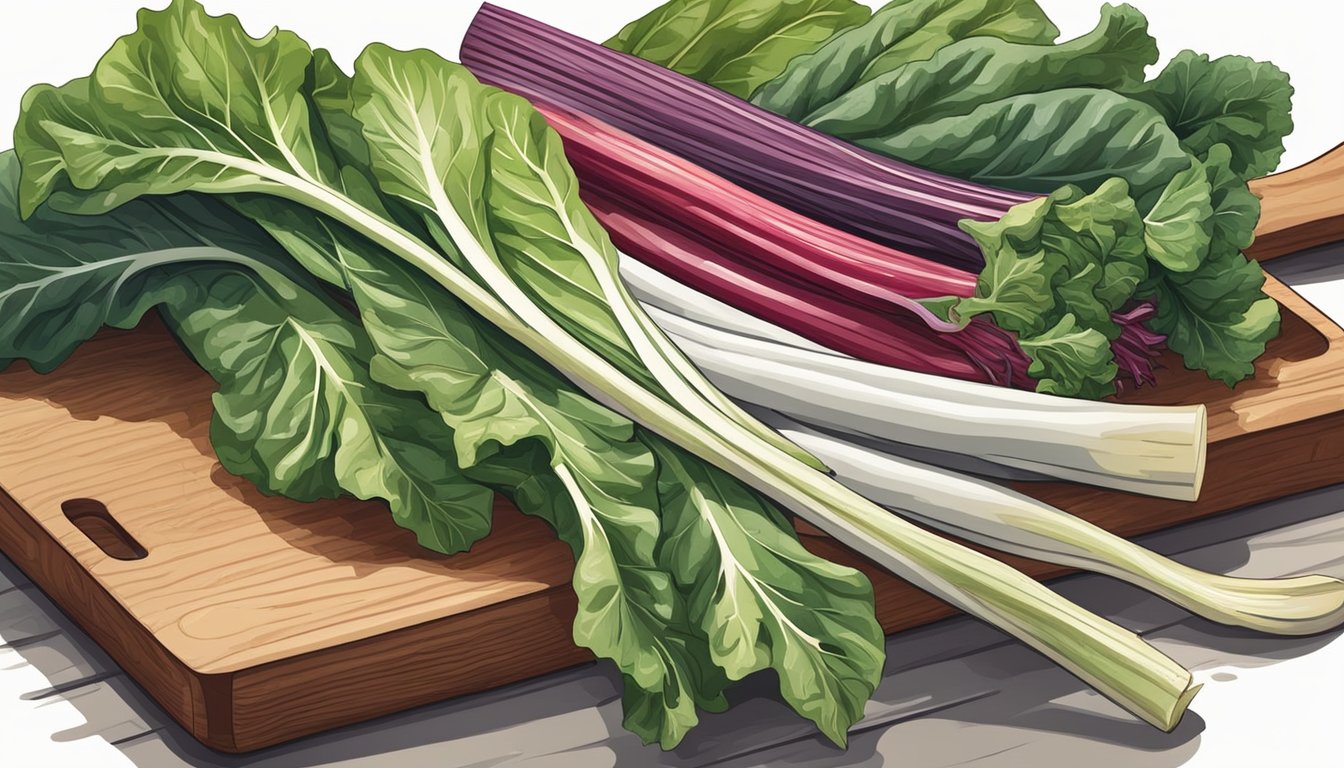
[460,3,1034,271]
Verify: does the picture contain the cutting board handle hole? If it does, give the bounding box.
[61,499,148,561]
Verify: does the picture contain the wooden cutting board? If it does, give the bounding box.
[3,155,1344,753]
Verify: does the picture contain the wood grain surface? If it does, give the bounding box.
[1248,142,1344,261]
[1,272,1342,753]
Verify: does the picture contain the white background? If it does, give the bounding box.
[2,2,1342,767]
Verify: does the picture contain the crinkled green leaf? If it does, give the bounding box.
[0,150,495,554]
[1018,314,1117,400]
[1126,50,1294,180]
[1141,158,1213,273]
[650,441,883,746]
[804,3,1156,134]
[857,88,1189,199]
[606,0,871,99]
[1139,143,1278,385]
[952,180,1147,396]
[166,271,496,554]
[1141,243,1279,386]
[14,1,334,219]
[752,0,1057,119]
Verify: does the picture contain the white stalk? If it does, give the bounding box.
[624,257,1207,501]
[775,422,1344,636]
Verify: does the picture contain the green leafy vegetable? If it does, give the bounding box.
[950,178,1146,397]
[801,3,1156,133]
[0,152,496,553]
[1126,50,1295,180]
[1140,144,1280,384]
[650,441,884,744]
[750,0,1058,118]
[1141,158,1213,273]
[859,88,1187,199]
[605,0,871,99]
[16,0,1211,745]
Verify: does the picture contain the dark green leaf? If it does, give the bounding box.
[752,0,1057,119]
[857,89,1188,199]
[1126,50,1294,180]
[803,4,1156,135]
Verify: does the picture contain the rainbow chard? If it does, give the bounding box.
[15,0,1212,742]
[462,0,1287,394]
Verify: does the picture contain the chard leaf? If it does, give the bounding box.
[0,151,495,553]
[953,180,1147,397]
[751,0,1058,119]
[166,271,496,552]
[14,0,333,218]
[1203,143,1261,250]
[858,88,1188,199]
[1141,243,1279,386]
[349,44,822,469]
[650,441,883,746]
[803,4,1156,135]
[1126,50,1294,180]
[341,246,726,746]
[1141,158,1213,273]
[1139,143,1278,385]
[1017,314,1117,400]
[0,151,257,372]
[605,0,871,99]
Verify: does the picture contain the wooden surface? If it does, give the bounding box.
[1,277,1343,754]
[6,482,1343,767]
[1248,142,1344,260]
[0,323,588,751]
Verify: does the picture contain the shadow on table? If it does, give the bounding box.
[13,485,1344,768]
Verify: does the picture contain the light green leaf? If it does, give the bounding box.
[14,0,332,218]
[166,271,496,553]
[952,180,1147,396]
[1141,158,1213,273]
[345,248,725,746]
[1017,314,1117,399]
[751,0,1057,119]
[606,0,870,99]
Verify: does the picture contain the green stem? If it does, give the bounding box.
[258,165,1198,730]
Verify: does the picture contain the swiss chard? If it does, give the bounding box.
[745,0,1059,118]
[0,152,496,553]
[577,0,1292,389]
[18,0,1202,742]
[605,0,871,99]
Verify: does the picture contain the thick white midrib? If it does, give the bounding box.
[201,151,1193,728]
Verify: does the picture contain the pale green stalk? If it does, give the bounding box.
[254,162,1198,730]
[780,424,1344,636]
